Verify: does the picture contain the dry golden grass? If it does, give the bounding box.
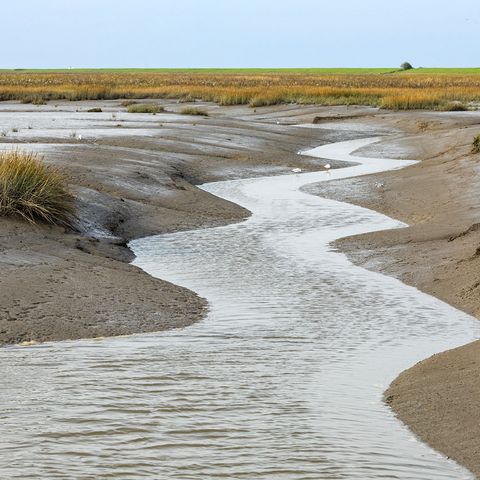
[472,134,480,154]
[180,106,208,116]
[127,103,164,113]
[0,71,479,110]
[0,151,75,226]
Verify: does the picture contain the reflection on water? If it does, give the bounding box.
[1,138,477,479]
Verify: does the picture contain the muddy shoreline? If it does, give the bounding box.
[2,100,480,475]
[0,101,366,345]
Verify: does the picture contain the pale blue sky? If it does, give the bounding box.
[2,0,478,68]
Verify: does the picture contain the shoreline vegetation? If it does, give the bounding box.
[0,151,75,226]
[1,68,480,110]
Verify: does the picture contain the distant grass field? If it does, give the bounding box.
[0,68,479,110]
[2,68,480,74]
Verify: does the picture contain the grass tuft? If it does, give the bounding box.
[0,151,75,226]
[472,134,480,154]
[249,95,284,108]
[21,95,47,105]
[180,107,208,116]
[437,101,468,111]
[127,103,164,114]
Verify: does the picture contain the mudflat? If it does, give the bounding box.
[2,100,480,475]
[0,100,362,344]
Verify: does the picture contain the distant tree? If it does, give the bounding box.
[400,62,413,71]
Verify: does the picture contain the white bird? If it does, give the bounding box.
[276,121,280,125]
[324,163,331,170]
[78,134,82,140]
[292,167,302,173]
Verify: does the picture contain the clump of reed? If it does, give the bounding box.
[249,94,286,107]
[177,95,196,103]
[21,95,46,105]
[180,106,208,116]
[379,92,472,111]
[438,102,468,111]
[127,103,164,114]
[472,134,480,154]
[0,151,75,226]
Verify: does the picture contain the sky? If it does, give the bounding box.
[1,0,478,68]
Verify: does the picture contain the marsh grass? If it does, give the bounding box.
[180,106,208,116]
[249,94,286,107]
[437,102,468,111]
[0,151,75,225]
[21,95,46,105]
[472,134,480,154]
[177,95,196,103]
[1,71,480,110]
[127,103,164,114]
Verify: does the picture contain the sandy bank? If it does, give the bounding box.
[0,101,367,345]
[305,110,480,477]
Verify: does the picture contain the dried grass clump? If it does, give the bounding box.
[379,92,443,110]
[21,95,46,105]
[438,101,468,111]
[127,103,164,113]
[249,94,285,108]
[472,134,480,154]
[180,107,208,116]
[0,151,75,226]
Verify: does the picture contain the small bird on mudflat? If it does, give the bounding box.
[292,168,302,173]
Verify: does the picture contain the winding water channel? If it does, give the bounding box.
[1,137,478,479]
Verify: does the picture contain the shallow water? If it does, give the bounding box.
[1,138,478,479]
